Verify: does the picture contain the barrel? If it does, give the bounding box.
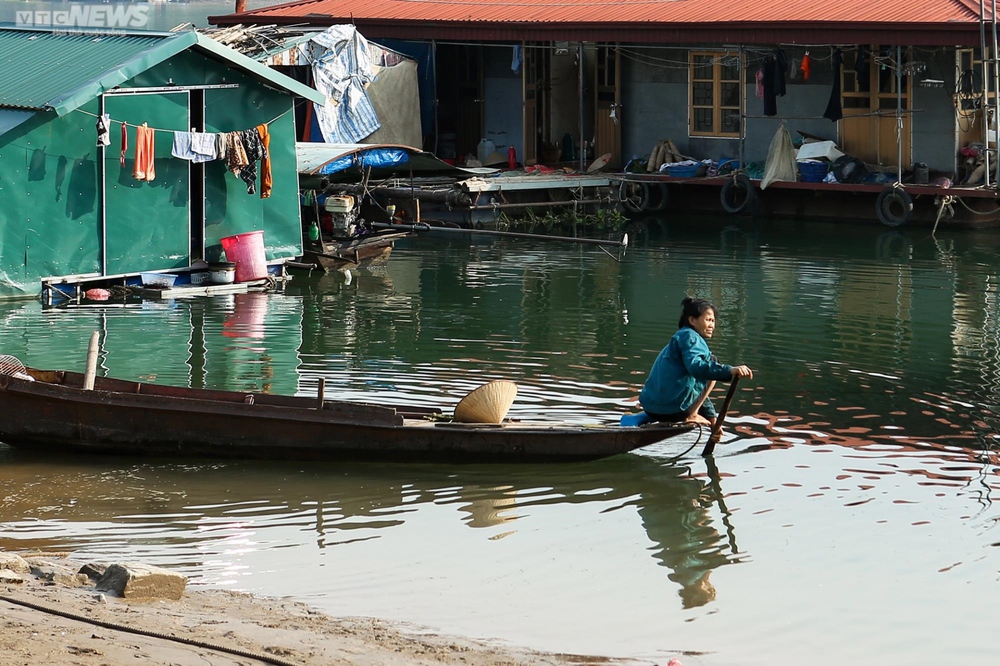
[220,231,267,283]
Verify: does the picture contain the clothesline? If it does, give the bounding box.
[72,106,291,134]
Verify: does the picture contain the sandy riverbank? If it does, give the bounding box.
[0,552,641,666]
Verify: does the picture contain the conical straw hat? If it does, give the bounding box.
[454,380,518,424]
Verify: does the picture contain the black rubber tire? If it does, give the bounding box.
[645,182,669,212]
[619,181,650,213]
[875,187,913,227]
[720,174,755,214]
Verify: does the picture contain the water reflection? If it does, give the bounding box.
[3,217,1000,664]
[0,450,740,610]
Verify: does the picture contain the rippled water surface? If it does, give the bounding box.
[2,217,999,666]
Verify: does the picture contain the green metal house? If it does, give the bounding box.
[0,27,325,300]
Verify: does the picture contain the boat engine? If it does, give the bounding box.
[324,194,358,237]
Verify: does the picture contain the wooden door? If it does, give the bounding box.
[838,46,911,168]
[594,44,621,168]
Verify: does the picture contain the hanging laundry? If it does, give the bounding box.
[238,127,266,195]
[823,49,844,122]
[190,132,217,162]
[172,131,194,160]
[854,46,870,92]
[226,131,249,177]
[255,123,272,199]
[511,44,523,73]
[801,52,812,81]
[762,56,777,116]
[96,113,111,147]
[172,131,217,163]
[773,48,787,98]
[215,132,228,161]
[755,69,764,99]
[120,122,128,167]
[132,123,155,181]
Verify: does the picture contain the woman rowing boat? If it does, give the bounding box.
[639,297,753,427]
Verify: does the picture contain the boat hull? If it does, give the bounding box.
[300,231,410,272]
[0,371,691,463]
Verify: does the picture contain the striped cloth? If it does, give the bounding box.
[310,26,381,144]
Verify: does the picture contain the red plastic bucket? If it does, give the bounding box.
[220,231,267,283]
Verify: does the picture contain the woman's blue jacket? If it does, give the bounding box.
[639,327,733,417]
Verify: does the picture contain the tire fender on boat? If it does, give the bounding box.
[646,182,669,212]
[875,186,913,227]
[720,174,755,214]
[619,180,650,213]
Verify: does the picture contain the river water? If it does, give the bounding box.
[1,217,999,666]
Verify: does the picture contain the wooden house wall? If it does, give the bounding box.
[620,45,962,175]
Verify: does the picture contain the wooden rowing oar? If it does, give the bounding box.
[702,376,740,457]
[371,221,627,249]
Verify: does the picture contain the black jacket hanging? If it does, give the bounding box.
[773,48,788,98]
[823,49,844,122]
[762,55,777,116]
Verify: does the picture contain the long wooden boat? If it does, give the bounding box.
[0,369,692,463]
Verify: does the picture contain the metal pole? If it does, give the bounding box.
[739,46,746,171]
[432,40,439,156]
[981,0,992,186]
[896,46,903,184]
[579,42,585,173]
[992,0,1000,187]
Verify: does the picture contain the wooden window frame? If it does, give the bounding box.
[840,45,912,113]
[689,50,741,138]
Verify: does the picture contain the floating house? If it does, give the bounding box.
[210,0,1000,227]
[0,27,325,301]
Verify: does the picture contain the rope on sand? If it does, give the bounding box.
[0,592,301,666]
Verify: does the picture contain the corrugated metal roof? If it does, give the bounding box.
[221,0,982,25]
[0,30,179,111]
[0,27,324,116]
[209,0,979,46]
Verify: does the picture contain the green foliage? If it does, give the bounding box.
[497,205,625,234]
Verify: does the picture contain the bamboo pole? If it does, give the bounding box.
[83,331,99,391]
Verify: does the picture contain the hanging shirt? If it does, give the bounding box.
[238,128,266,195]
[96,113,111,147]
[226,132,249,176]
[255,124,272,199]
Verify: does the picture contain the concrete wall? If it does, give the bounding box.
[621,45,960,173]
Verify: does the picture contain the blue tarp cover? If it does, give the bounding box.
[317,147,410,174]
